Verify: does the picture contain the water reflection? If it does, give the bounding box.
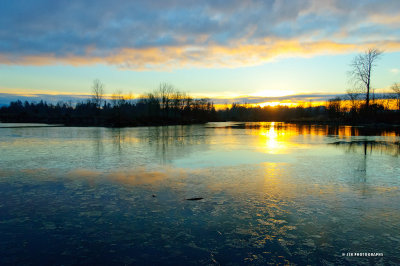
[0,122,399,264]
[216,122,399,137]
[257,122,288,154]
[211,122,400,156]
[331,140,400,156]
[144,126,210,164]
[1,123,398,171]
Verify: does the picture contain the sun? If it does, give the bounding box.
[258,101,297,107]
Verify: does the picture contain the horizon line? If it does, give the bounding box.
[1,91,398,108]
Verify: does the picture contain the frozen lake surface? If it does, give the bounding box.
[0,122,399,265]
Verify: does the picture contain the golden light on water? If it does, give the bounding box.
[257,122,289,154]
[246,122,392,155]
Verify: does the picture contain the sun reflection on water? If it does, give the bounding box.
[247,122,294,154]
[259,122,285,154]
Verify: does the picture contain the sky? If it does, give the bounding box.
[1,0,400,105]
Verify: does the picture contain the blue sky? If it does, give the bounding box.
[1,0,400,104]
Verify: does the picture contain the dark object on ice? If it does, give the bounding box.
[186,197,204,201]
[152,194,156,197]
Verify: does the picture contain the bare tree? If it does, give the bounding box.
[91,79,105,108]
[171,90,184,111]
[349,48,383,109]
[157,82,174,110]
[392,83,400,110]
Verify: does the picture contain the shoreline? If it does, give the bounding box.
[1,119,399,129]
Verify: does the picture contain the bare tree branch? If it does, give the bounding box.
[91,79,105,108]
[348,48,383,109]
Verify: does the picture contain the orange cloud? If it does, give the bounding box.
[0,87,92,96]
[1,39,400,70]
[369,14,400,26]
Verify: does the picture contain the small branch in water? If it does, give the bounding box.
[186,197,204,201]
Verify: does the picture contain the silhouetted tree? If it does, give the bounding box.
[157,83,174,111]
[392,83,400,110]
[91,79,105,108]
[349,48,383,109]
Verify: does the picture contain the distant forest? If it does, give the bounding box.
[1,82,399,126]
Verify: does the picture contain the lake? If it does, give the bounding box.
[0,122,399,265]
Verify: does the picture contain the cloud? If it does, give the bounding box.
[390,68,399,74]
[0,0,400,69]
[210,93,347,105]
[0,92,90,106]
[2,40,400,70]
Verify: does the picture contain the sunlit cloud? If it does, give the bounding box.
[1,40,400,70]
[210,93,346,105]
[0,87,92,96]
[0,0,399,70]
[368,13,400,26]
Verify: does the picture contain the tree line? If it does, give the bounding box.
[0,82,218,126]
[1,48,399,126]
[1,88,398,126]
